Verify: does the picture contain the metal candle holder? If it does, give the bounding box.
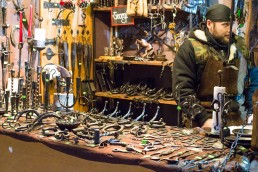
[33,39,46,66]
[27,37,33,66]
[33,39,46,51]
[17,42,23,79]
[35,66,42,109]
[4,90,10,116]
[56,76,81,113]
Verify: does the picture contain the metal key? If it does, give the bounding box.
[112,148,130,153]
[126,145,143,154]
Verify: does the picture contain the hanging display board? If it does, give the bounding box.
[111,6,134,26]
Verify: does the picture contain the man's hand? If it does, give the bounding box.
[201,118,213,130]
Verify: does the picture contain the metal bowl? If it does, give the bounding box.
[56,120,81,131]
[232,129,252,137]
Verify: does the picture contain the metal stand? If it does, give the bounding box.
[17,42,24,79]
[56,76,81,113]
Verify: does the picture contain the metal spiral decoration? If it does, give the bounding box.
[18,79,24,109]
[31,82,37,110]
[35,66,42,109]
[26,67,32,109]
[10,69,15,95]
[10,95,15,116]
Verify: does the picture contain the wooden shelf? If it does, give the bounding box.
[93,6,181,12]
[95,91,177,105]
[93,7,112,11]
[95,58,171,66]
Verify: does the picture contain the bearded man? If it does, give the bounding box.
[172,4,251,129]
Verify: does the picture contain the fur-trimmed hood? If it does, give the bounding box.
[189,22,237,62]
[189,22,229,50]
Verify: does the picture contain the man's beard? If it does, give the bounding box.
[212,24,230,45]
[213,34,229,45]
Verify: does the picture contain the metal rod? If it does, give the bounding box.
[189,13,193,30]
[27,37,33,67]
[17,42,24,78]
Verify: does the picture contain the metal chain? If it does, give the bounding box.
[215,109,250,171]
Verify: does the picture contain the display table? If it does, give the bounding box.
[0,126,181,172]
[0,115,256,172]
[0,134,152,172]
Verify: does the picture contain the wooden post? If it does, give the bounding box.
[251,89,258,151]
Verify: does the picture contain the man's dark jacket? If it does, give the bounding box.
[172,22,248,126]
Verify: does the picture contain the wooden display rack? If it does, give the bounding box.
[40,1,93,111]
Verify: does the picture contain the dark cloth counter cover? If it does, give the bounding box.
[0,117,239,172]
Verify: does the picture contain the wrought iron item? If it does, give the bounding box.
[44,47,64,60]
[56,118,81,131]
[43,1,62,9]
[12,0,28,30]
[52,19,69,26]
[4,90,9,114]
[17,42,23,78]
[112,148,130,153]
[76,42,83,77]
[63,41,69,69]
[43,72,50,112]
[45,38,57,46]
[71,42,76,80]
[107,101,120,118]
[27,112,61,131]
[232,129,252,137]
[58,42,64,65]
[56,76,81,111]
[108,138,127,147]
[0,0,8,36]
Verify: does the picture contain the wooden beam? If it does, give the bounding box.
[251,89,258,151]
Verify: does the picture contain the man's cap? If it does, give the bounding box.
[205,4,232,22]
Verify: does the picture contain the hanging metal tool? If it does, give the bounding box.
[43,72,50,112]
[81,42,90,92]
[43,47,64,61]
[10,25,20,47]
[76,42,83,77]
[63,41,69,69]
[83,44,94,91]
[62,10,75,70]
[77,3,87,27]
[71,41,77,81]
[1,39,11,92]
[12,0,28,30]
[58,40,65,67]
[1,0,9,36]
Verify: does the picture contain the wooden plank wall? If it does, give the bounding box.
[0,0,36,87]
[39,0,93,111]
[0,0,92,111]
